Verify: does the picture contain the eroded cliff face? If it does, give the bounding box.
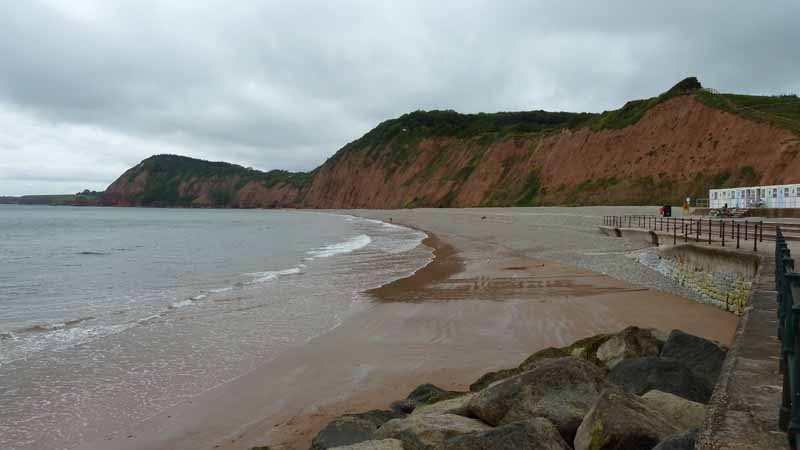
[103,95,800,209]
[301,95,800,208]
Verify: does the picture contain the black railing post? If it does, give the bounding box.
[761,221,764,242]
[673,222,677,245]
[697,219,701,242]
[755,228,758,252]
[737,223,741,249]
[722,221,726,247]
[745,220,749,241]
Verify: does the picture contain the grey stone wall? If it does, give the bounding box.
[638,245,758,315]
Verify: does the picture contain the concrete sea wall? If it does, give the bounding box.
[639,245,758,315]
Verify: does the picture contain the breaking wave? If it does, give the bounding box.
[307,234,372,259]
[246,267,303,284]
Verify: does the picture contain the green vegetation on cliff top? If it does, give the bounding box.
[694,90,800,134]
[126,154,309,206]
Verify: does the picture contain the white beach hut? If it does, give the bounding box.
[710,183,800,209]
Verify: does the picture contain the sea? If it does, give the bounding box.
[0,205,430,450]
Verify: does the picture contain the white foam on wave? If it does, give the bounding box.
[169,299,194,309]
[137,314,162,324]
[209,287,233,293]
[1,323,135,366]
[190,294,208,301]
[247,267,303,284]
[363,217,404,230]
[307,234,372,259]
[384,235,425,254]
[0,331,16,341]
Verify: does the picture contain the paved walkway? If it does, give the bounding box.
[697,249,785,449]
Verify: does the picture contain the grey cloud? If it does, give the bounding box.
[0,0,798,195]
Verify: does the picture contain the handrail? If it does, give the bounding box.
[776,227,800,448]
[603,215,800,245]
[602,215,768,250]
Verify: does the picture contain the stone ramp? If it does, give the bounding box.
[696,254,785,449]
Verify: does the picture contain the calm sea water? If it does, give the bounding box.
[0,205,430,450]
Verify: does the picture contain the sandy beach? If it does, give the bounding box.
[73,207,737,450]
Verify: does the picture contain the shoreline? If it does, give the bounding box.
[367,230,464,301]
[72,208,739,450]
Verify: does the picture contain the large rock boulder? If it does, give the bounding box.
[391,384,462,414]
[651,428,699,450]
[469,347,568,392]
[311,410,403,450]
[412,394,473,417]
[328,439,405,450]
[660,329,727,386]
[376,414,490,450]
[468,357,610,442]
[468,333,617,393]
[444,418,571,450]
[596,326,662,369]
[559,333,614,365]
[407,384,461,405]
[608,356,713,403]
[641,390,706,429]
[517,347,571,371]
[574,388,680,450]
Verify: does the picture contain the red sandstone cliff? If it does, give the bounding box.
[302,95,799,208]
[103,81,800,208]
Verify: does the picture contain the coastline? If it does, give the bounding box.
[73,208,738,450]
[367,231,463,301]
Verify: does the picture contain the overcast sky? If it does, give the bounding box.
[1,1,798,195]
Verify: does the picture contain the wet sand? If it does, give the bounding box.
[74,207,738,450]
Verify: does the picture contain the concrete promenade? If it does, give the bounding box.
[696,250,784,450]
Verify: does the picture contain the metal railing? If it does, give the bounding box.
[777,227,800,448]
[602,215,765,250]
